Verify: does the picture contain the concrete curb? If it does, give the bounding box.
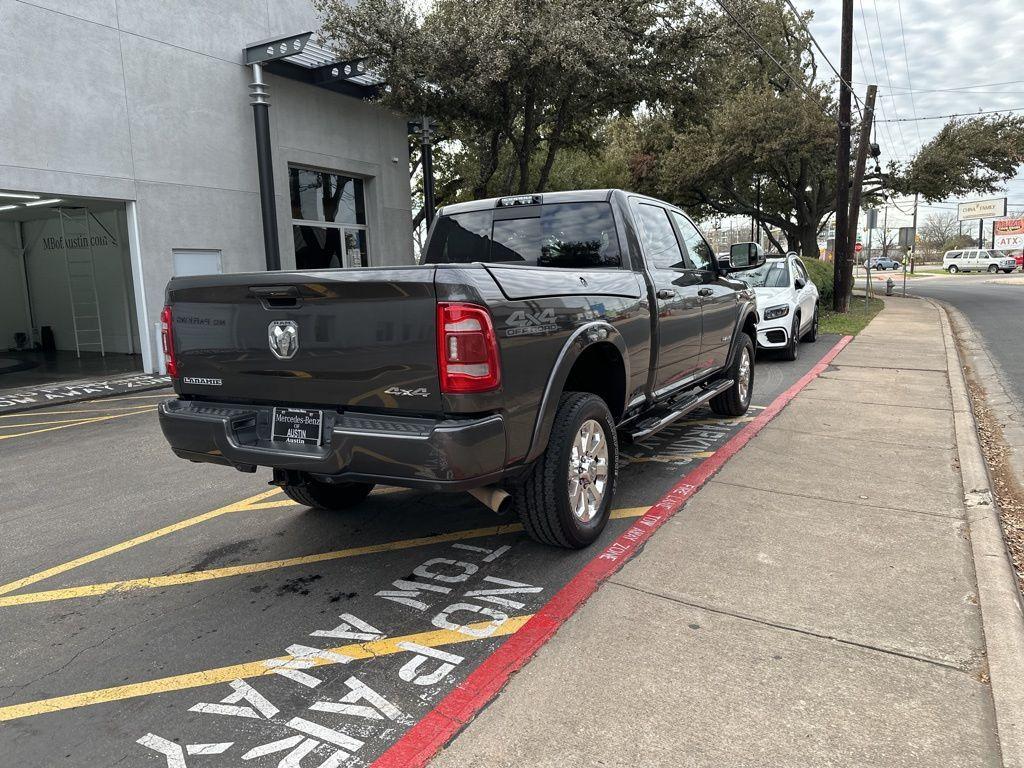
[930,298,1024,768]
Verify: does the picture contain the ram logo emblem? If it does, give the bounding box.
[268,320,299,360]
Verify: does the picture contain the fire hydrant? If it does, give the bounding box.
[885,277,895,296]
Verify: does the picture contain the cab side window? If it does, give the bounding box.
[670,211,715,271]
[634,204,685,269]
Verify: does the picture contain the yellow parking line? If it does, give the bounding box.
[0,615,532,722]
[0,408,156,441]
[0,506,649,608]
[625,450,715,464]
[0,415,128,429]
[0,404,156,417]
[0,489,287,597]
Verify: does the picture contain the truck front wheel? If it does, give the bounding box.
[281,475,374,511]
[710,333,755,417]
[513,392,617,549]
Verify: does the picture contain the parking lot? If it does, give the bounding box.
[3,336,837,767]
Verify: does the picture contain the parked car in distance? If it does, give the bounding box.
[865,255,902,270]
[738,252,819,361]
[994,248,1024,271]
[158,189,766,550]
[943,248,1017,273]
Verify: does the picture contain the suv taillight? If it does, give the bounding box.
[160,305,178,378]
[437,302,501,393]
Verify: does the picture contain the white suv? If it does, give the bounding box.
[943,248,1016,274]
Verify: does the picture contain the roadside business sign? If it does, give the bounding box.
[958,197,1007,221]
[994,217,1024,250]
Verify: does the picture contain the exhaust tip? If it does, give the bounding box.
[468,486,512,516]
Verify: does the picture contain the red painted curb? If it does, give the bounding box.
[372,334,854,768]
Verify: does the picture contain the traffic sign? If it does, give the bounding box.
[854,243,863,253]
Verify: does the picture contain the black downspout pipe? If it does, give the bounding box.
[420,115,436,227]
[250,63,281,271]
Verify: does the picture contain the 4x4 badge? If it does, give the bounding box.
[268,320,298,360]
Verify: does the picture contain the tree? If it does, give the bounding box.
[899,114,1024,201]
[315,0,692,206]
[917,211,960,252]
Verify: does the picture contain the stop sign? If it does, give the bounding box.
[854,243,863,253]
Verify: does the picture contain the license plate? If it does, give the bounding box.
[272,407,323,446]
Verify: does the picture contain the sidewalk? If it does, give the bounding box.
[432,298,1017,767]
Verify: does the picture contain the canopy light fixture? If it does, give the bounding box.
[23,198,62,207]
[0,191,41,200]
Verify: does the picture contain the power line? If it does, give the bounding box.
[876,106,1024,122]
[855,0,901,156]
[894,0,923,145]
[856,78,1024,92]
[711,0,837,119]
[781,0,862,118]
[867,0,909,152]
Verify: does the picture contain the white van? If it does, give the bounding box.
[942,248,1017,274]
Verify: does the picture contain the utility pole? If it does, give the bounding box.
[833,0,854,312]
[845,84,877,306]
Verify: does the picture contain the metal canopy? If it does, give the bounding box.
[244,33,383,99]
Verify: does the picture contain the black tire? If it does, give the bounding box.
[1004,269,1013,274]
[282,476,374,510]
[512,392,617,549]
[780,315,799,361]
[802,304,819,342]
[988,264,998,273]
[948,265,958,273]
[710,332,755,417]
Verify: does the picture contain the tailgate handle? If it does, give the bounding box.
[250,285,301,308]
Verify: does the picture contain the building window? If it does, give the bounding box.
[289,167,368,269]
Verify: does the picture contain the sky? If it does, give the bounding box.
[802,0,1024,231]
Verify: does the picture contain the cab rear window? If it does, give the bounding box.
[425,202,621,268]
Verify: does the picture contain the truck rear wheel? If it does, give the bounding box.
[710,333,754,417]
[281,476,374,511]
[513,392,617,549]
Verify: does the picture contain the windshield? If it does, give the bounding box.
[739,259,790,288]
[424,202,621,268]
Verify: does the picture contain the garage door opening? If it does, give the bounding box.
[0,192,144,390]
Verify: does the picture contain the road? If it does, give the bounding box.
[899,272,1024,406]
[0,337,838,767]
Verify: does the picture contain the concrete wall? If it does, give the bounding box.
[0,0,413,370]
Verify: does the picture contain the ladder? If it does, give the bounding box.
[57,208,105,358]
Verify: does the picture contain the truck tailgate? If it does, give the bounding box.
[166,268,443,413]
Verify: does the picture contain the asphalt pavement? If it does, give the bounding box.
[0,338,836,767]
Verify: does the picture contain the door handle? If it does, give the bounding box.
[697,287,714,297]
[656,289,677,300]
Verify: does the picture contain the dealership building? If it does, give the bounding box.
[0,0,413,381]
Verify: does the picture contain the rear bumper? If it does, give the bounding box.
[158,399,509,491]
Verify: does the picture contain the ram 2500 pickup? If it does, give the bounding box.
[158,189,764,548]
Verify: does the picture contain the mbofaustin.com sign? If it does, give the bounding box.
[958,197,1007,221]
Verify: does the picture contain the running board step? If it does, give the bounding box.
[624,378,734,442]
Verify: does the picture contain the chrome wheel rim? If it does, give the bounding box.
[568,419,609,523]
[737,347,751,404]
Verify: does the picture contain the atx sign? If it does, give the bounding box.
[994,218,1024,251]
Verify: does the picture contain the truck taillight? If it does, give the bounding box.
[437,302,501,393]
[160,305,178,378]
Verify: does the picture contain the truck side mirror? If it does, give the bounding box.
[727,242,766,271]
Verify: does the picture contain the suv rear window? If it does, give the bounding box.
[425,202,621,268]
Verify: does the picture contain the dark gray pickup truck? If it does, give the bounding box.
[158,189,764,548]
